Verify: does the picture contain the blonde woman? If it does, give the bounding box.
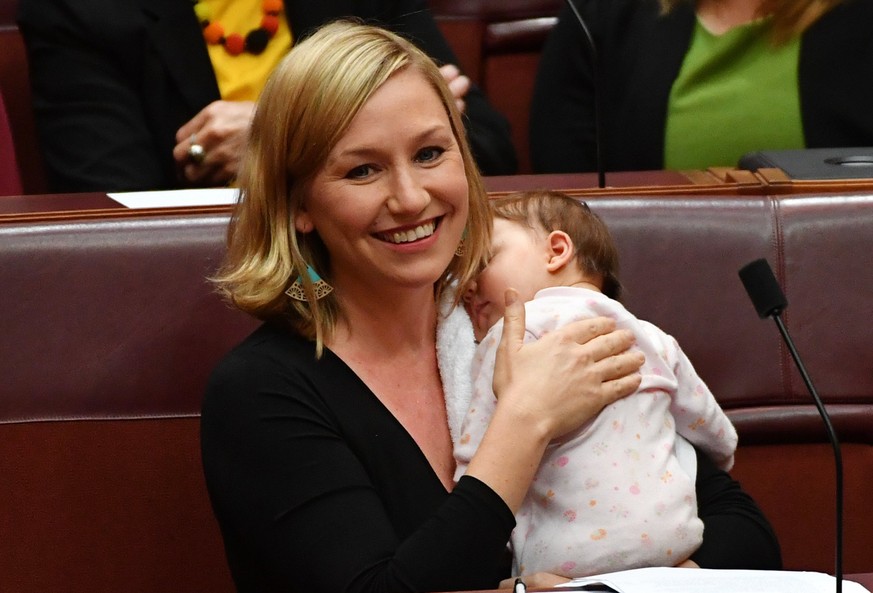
[201,21,776,593]
[531,0,873,173]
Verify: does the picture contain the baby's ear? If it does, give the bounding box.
[545,230,574,272]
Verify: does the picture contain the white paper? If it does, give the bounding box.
[555,567,869,593]
[107,188,239,209]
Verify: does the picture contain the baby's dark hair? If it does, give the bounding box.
[488,190,622,300]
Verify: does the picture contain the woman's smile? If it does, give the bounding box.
[375,217,440,245]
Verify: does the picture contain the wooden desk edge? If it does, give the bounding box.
[6,169,873,224]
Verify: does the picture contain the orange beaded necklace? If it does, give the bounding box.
[194,0,284,56]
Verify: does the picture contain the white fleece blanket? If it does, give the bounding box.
[435,292,477,446]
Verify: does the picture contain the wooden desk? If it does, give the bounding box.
[0,169,771,225]
[0,170,749,223]
[6,168,873,224]
[0,191,232,223]
[483,168,763,195]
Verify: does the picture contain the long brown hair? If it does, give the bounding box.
[660,0,844,44]
[212,20,492,354]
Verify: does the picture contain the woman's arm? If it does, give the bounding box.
[691,448,783,569]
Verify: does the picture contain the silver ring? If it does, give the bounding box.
[187,134,206,164]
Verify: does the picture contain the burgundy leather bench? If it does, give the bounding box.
[1,190,871,592]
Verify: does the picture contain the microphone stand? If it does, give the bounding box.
[739,259,843,593]
[564,0,605,188]
[770,313,843,593]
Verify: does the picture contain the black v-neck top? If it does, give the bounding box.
[201,322,781,593]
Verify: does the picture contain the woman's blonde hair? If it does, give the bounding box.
[213,20,491,354]
[660,0,843,44]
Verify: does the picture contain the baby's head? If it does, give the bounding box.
[465,190,621,340]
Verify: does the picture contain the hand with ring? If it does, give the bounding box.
[174,100,255,187]
[187,135,206,164]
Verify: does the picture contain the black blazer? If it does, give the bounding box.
[18,0,517,192]
[529,0,873,173]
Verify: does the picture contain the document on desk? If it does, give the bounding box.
[555,567,870,593]
[107,188,239,209]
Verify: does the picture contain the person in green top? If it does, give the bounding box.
[530,0,873,174]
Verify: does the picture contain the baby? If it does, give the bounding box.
[454,190,737,577]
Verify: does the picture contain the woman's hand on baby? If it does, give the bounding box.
[493,288,644,441]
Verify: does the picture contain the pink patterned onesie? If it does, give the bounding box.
[453,287,738,577]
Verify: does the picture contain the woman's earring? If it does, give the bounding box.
[285,265,333,302]
[455,227,468,257]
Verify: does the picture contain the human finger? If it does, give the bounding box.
[440,64,471,98]
[182,157,235,187]
[596,344,645,383]
[174,100,232,167]
[498,288,523,349]
[173,107,211,167]
[556,315,621,350]
[448,73,470,100]
[182,160,209,185]
[601,366,644,407]
[563,322,643,391]
[173,132,205,170]
[493,289,523,396]
[505,321,641,437]
[439,63,460,83]
[175,106,211,144]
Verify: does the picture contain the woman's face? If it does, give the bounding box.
[298,67,469,299]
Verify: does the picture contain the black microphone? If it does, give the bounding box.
[738,258,843,593]
[564,0,606,189]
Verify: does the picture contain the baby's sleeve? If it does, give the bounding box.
[656,328,738,471]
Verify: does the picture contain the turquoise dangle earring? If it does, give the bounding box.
[455,227,468,257]
[285,265,333,302]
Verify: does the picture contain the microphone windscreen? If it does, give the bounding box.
[738,258,788,318]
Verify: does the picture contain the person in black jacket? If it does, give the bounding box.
[530,0,873,173]
[18,0,517,192]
